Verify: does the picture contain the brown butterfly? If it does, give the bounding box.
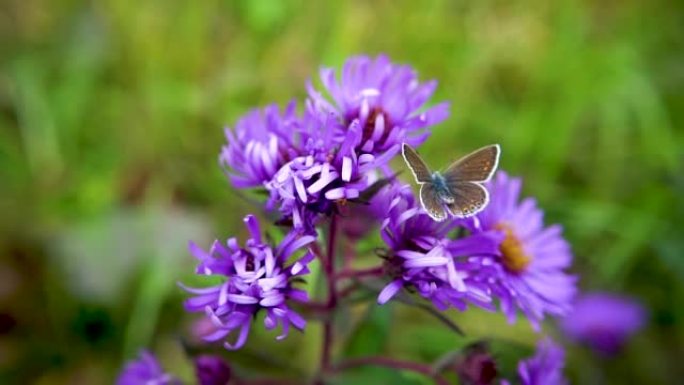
[402,143,501,221]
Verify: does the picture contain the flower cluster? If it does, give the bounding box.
[111,54,588,384]
[181,55,577,352]
[181,215,314,350]
[369,172,577,328]
[179,54,452,353]
[376,183,503,311]
[220,55,448,231]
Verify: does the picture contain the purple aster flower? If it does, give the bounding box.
[560,292,646,355]
[376,183,503,311]
[502,339,568,385]
[307,54,449,157]
[266,108,394,230]
[194,355,232,385]
[181,214,316,350]
[116,350,180,385]
[467,171,577,328]
[220,102,300,188]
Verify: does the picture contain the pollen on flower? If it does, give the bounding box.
[495,223,531,273]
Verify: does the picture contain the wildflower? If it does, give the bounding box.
[220,102,300,188]
[116,350,180,385]
[502,339,568,385]
[266,108,393,230]
[560,292,646,355]
[307,54,449,156]
[182,215,315,350]
[469,172,577,328]
[377,183,502,311]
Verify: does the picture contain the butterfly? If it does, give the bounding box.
[401,143,501,221]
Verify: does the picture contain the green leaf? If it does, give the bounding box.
[328,366,423,385]
[343,303,393,357]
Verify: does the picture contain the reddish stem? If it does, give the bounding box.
[333,356,450,385]
[300,301,331,313]
[337,281,360,300]
[343,240,356,269]
[333,265,384,281]
[320,215,339,372]
[241,378,300,385]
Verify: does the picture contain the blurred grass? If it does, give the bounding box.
[1,0,683,384]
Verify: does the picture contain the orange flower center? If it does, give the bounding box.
[495,223,531,273]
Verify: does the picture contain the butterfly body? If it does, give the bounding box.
[402,143,501,221]
[429,172,456,204]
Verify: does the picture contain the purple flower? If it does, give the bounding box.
[307,54,449,157]
[220,102,300,188]
[181,215,316,350]
[560,292,646,355]
[468,172,577,328]
[194,355,232,385]
[502,339,568,385]
[376,183,502,311]
[266,108,394,230]
[222,57,442,232]
[116,350,180,385]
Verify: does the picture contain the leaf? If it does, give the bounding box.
[343,303,393,357]
[328,367,423,385]
[330,300,419,384]
[358,280,465,337]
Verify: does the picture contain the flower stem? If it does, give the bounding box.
[332,356,450,385]
[320,214,339,372]
[333,265,384,281]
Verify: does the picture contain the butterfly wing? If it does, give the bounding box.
[402,143,432,183]
[445,182,489,218]
[443,144,500,183]
[420,184,448,221]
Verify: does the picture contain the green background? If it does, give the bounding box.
[1,0,682,384]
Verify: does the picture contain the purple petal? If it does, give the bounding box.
[378,280,403,304]
[325,187,346,200]
[244,215,261,243]
[260,293,285,307]
[289,310,307,330]
[224,322,251,350]
[341,156,352,182]
[226,294,258,305]
[288,288,309,302]
[404,256,449,268]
